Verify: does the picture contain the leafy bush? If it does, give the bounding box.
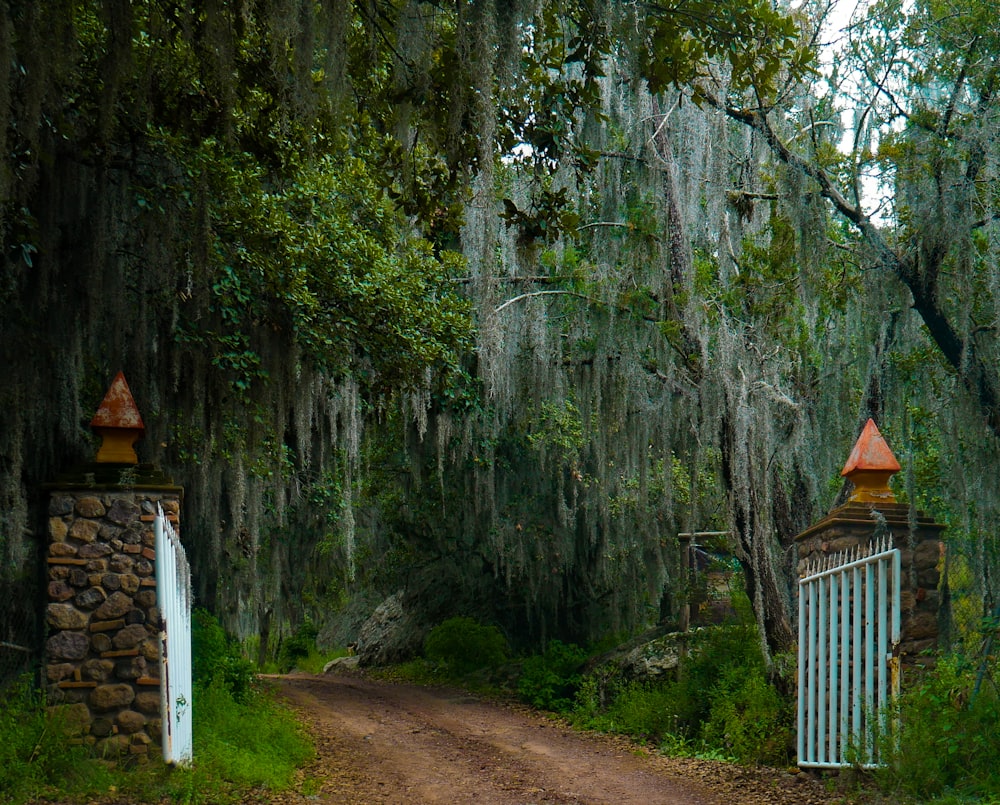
[193,608,257,701]
[700,663,792,765]
[582,680,681,741]
[876,654,1000,801]
[568,607,793,765]
[424,616,509,675]
[518,640,588,711]
[278,620,320,672]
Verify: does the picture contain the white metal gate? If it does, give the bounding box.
[797,536,901,769]
[155,504,193,765]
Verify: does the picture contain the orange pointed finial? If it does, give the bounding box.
[90,372,145,464]
[841,418,900,503]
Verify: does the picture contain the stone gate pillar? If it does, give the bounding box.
[795,419,944,661]
[44,373,183,761]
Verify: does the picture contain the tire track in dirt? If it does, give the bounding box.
[273,673,843,805]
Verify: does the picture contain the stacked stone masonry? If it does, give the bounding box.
[795,501,945,661]
[45,490,180,760]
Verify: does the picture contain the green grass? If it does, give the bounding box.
[284,645,348,674]
[0,675,313,805]
[156,679,314,804]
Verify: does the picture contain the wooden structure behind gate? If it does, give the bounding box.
[797,537,900,769]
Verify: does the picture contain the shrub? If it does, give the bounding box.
[424,616,509,675]
[876,654,1000,801]
[278,620,320,672]
[518,640,588,711]
[567,602,794,765]
[193,608,257,701]
[700,663,792,765]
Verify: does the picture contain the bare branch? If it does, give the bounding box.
[494,290,599,314]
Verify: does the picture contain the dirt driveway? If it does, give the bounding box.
[273,673,849,805]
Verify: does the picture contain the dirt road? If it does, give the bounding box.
[274,673,848,805]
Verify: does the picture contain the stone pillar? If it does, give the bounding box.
[795,419,944,661]
[43,373,183,761]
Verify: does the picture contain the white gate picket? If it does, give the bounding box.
[797,536,900,769]
[154,504,193,765]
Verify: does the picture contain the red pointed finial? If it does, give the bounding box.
[841,418,900,503]
[90,372,145,464]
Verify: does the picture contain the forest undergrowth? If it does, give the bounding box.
[391,608,1000,804]
[6,609,1000,804]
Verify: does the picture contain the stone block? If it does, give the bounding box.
[139,637,160,662]
[918,568,940,588]
[915,540,942,569]
[827,535,862,554]
[102,574,122,592]
[69,519,101,543]
[48,580,75,602]
[117,710,146,734]
[114,656,148,681]
[112,624,150,650]
[904,611,938,641]
[91,633,112,653]
[46,663,76,682]
[109,554,133,573]
[47,630,90,660]
[82,658,116,682]
[134,691,161,714]
[125,608,146,625]
[90,717,115,737]
[47,603,88,630]
[49,517,70,541]
[75,497,106,518]
[94,591,133,620]
[49,540,77,557]
[90,683,135,711]
[106,499,140,527]
[134,590,156,608]
[99,523,123,541]
[96,734,131,758]
[69,568,88,587]
[49,702,92,736]
[131,730,152,746]
[74,586,107,610]
[79,543,112,559]
[120,574,140,595]
[120,528,142,545]
[49,496,74,516]
[90,618,125,633]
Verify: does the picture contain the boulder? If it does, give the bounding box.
[355,592,424,666]
[323,655,360,673]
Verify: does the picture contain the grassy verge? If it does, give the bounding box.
[2,610,315,805]
[0,674,313,805]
